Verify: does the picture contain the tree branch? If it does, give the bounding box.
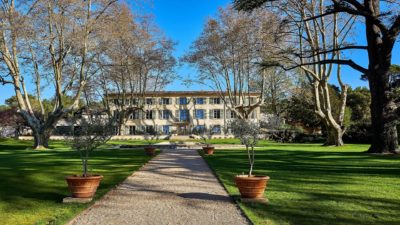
[262,59,368,74]
[298,45,368,58]
[0,76,13,85]
[389,15,400,38]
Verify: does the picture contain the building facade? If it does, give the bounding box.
[109,91,261,136]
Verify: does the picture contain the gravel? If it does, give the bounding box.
[68,149,250,225]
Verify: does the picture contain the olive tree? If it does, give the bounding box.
[67,115,116,177]
[230,119,261,176]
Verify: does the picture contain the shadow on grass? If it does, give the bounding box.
[203,147,400,225]
[0,139,153,224]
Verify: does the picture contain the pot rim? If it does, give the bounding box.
[235,175,270,180]
[65,175,103,180]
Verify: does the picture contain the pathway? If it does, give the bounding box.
[68,149,250,225]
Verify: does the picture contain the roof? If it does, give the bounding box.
[107,91,261,98]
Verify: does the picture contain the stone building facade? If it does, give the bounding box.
[108,91,261,136]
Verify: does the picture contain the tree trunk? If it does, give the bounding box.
[324,126,344,146]
[364,6,399,154]
[367,69,399,153]
[33,131,50,150]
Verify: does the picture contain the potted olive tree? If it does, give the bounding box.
[194,126,214,155]
[230,119,270,199]
[65,115,115,199]
[143,127,159,156]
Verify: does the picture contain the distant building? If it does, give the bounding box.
[108,91,261,136]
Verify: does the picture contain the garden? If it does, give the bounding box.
[0,139,154,225]
[202,142,400,225]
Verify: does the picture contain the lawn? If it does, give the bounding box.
[0,138,154,225]
[202,143,400,225]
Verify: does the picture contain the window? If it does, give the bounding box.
[131,98,138,105]
[195,98,205,104]
[113,99,119,105]
[195,109,205,119]
[179,97,188,105]
[129,126,135,135]
[162,125,170,135]
[213,109,221,119]
[145,125,154,133]
[161,98,170,105]
[146,98,153,105]
[230,111,237,119]
[211,125,221,134]
[212,98,221,104]
[193,125,205,133]
[129,111,140,120]
[179,110,189,121]
[162,110,170,119]
[146,110,153,119]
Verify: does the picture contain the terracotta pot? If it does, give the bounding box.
[65,175,103,198]
[235,175,269,199]
[202,146,215,155]
[144,146,156,156]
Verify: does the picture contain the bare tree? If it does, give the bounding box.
[234,0,400,152]
[183,6,282,120]
[259,68,295,118]
[237,1,354,146]
[96,5,176,135]
[0,0,117,149]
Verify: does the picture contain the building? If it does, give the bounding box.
[108,91,261,136]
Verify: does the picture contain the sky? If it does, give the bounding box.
[0,0,399,105]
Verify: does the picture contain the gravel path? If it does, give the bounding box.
[68,149,250,225]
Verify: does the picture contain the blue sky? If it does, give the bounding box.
[0,0,399,104]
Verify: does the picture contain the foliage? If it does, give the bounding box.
[0,107,25,137]
[229,119,261,176]
[286,89,321,131]
[66,116,116,177]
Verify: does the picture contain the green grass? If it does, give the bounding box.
[202,142,400,225]
[0,138,154,225]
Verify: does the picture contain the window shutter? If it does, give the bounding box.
[209,98,213,104]
[221,109,225,119]
[176,98,179,104]
[175,110,179,119]
[226,110,231,119]
[209,109,213,119]
[159,110,162,119]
